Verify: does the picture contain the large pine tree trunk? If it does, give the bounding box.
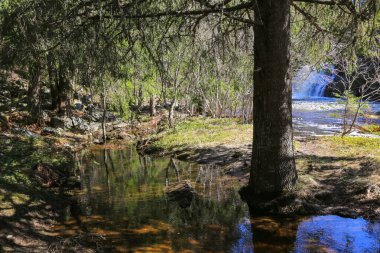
[249,0,297,198]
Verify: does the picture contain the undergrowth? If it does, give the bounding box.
[152,117,253,150]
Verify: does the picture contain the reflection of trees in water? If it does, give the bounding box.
[248,205,300,253]
[195,164,236,202]
[71,146,250,252]
[167,193,247,252]
[61,149,380,252]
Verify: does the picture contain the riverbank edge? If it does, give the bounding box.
[137,119,380,220]
[0,128,140,252]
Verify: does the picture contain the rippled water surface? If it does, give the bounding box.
[293,98,380,136]
[54,146,380,252]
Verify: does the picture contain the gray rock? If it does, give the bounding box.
[112,122,130,129]
[89,110,103,122]
[88,108,117,123]
[41,127,61,136]
[88,122,101,131]
[165,180,194,208]
[51,116,90,131]
[41,111,50,124]
[13,128,39,138]
[70,117,83,128]
[71,117,90,131]
[51,116,72,129]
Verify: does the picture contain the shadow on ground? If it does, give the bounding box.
[0,133,99,252]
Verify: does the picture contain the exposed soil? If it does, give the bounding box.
[292,137,380,219]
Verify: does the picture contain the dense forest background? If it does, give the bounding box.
[0,0,378,125]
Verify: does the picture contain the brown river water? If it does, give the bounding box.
[53,145,380,252]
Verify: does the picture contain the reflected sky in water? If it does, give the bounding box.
[295,215,380,253]
[56,146,380,252]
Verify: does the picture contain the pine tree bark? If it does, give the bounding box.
[27,62,42,123]
[248,0,297,198]
[57,64,70,116]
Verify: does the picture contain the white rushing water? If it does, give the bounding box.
[292,65,334,99]
[292,66,380,137]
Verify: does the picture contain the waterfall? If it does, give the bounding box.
[292,66,334,99]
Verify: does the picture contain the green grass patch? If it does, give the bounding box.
[152,117,253,150]
[322,136,380,159]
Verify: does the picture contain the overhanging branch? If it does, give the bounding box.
[100,1,255,20]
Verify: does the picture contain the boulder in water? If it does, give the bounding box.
[165,180,194,208]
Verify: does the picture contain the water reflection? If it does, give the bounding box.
[54,146,380,252]
[61,145,248,252]
[295,215,380,253]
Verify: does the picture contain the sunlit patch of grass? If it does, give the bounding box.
[3,170,32,186]
[293,135,380,206]
[152,117,253,150]
[294,140,301,150]
[324,136,380,157]
[10,193,30,204]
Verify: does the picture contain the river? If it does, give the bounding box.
[292,66,380,137]
[53,146,380,252]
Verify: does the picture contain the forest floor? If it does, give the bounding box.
[142,117,380,219]
[0,132,108,252]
